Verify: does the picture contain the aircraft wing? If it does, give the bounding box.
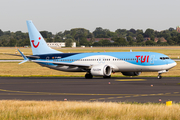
[31,60,91,68]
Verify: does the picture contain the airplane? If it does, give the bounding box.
[17,20,177,79]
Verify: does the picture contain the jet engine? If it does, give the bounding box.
[121,72,141,76]
[91,65,112,76]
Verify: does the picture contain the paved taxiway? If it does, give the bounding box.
[0,77,179,103]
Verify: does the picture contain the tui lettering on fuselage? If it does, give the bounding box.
[136,55,149,63]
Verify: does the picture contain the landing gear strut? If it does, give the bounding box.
[157,70,168,79]
[85,73,93,79]
[157,73,162,79]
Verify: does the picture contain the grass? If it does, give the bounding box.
[0,100,179,120]
[0,62,84,76]
[0,61,179,77]
[1,46,180,59]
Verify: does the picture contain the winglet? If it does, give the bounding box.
[18,49,29,64]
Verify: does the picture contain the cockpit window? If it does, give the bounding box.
[160,57,170,60]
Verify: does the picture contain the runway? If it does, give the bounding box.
[0,77,180,103]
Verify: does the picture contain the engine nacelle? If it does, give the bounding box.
[121,72,141,76]
[91,65,112,76]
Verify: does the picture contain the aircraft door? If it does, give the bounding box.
[150,55,155,64]
[165,59,168,65]
[98,57,105,64]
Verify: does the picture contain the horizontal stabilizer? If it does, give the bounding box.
[19,60,28,64]
[18,49,29,64]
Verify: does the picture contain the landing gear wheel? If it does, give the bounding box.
[157,75,162,79]
[103,75,111,79]
[85,73,93,79]
[157,73,162,79]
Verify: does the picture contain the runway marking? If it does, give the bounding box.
[0,89,180,101]
[133,95,139,97]
[115,79,146,81]
[108,97,115,99]
[0,81,86,85]
[140,94,148,96]
[165,94,180,96]
[1,88,179,102]
[0,89,134,96]
[0,80,103,85]
[125,96,131,97]
[0,88,179,102]
[117,97,123,98]
[173,92,179,94]
[89,92,180,101]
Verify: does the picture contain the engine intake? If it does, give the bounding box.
[121,72,141,76]
[91,65,112,76]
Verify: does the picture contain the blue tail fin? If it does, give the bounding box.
[26,20,62,55]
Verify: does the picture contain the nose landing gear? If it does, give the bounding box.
[157,70,168,79]
[157,73,162,79]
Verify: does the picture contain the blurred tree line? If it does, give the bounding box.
[0,27,180,47]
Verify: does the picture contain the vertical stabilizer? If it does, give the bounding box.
[26,20,62,55]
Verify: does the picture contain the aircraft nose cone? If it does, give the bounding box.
[170,61,177,68]
[173,61,177,67]
[167,61,177,70]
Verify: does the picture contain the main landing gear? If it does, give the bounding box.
[85,73,111,79]
[85,73,93,79]
[103,75,111,78]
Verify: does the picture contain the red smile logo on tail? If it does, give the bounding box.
[31,37,41,48]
